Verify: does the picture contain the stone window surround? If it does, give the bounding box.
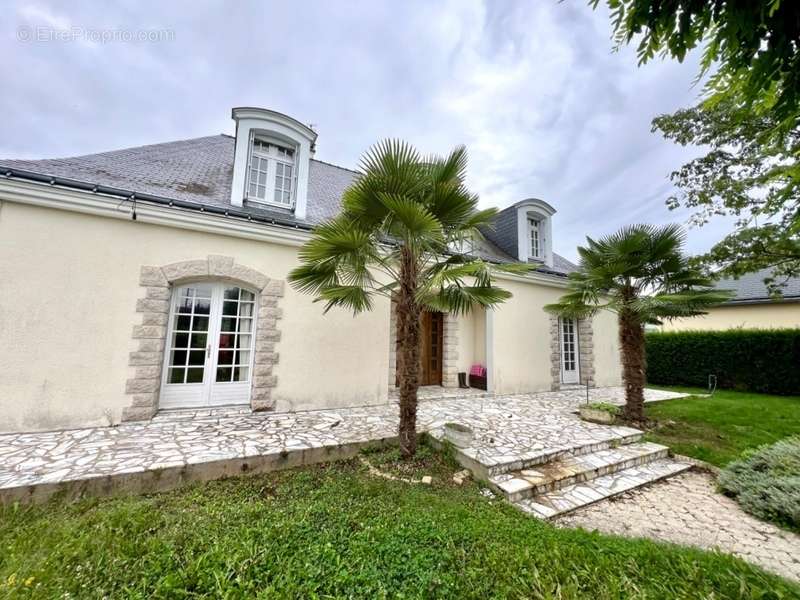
[549,314,595,390]
[388,302,460,389]
[122,255,284,422]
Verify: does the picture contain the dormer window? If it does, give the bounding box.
[229,107,317,218]
[528,218,541,260]
[246,137,296,208]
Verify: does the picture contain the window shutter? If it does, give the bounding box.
[291,150,299,208]
[243,129,255,201]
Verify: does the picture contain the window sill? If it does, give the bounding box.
[245,198,296,212]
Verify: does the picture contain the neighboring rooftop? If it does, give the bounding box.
[0,134,576,276]
[715,269,800,304]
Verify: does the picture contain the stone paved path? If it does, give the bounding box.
[556,470,800,582]
[0,387,684,495]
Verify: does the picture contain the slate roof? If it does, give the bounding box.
[0,134,576,276]
[715,269,800,304]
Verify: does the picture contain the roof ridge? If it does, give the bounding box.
[310,157,359,175]
[0,134,232,164]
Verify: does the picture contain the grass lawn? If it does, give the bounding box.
[644,386,800,467]
[1,443,797,599]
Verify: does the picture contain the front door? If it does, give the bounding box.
[160,282,257,410]
[419,311,443,386]
[560,317,580,384]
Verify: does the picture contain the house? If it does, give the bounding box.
[0,107,622,434]
[661,269,800,332]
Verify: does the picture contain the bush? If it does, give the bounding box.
[719,437,800,531]
[645,329,800,395]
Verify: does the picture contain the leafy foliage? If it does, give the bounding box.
[652,98,800,292]
[646,329,800,395]
[719,436,800,532]
[545,224,729,324]
[1,451,797,597]
[593,0,800,123]
[288,140,524,315]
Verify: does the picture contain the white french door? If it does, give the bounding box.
[560,317,580,385]
[159,283,257,410]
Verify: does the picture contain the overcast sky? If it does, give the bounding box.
[1,0,735,261]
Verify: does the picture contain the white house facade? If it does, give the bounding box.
[0,107,622,434]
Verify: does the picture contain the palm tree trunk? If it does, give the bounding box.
[396,247,420,458]
[618,307,646,422]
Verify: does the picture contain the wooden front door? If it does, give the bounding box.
[420,311,443,386]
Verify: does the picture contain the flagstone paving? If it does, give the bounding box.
[556,470,800,582]
[0,387,684,502]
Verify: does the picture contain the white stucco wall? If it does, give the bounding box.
[591,309,624,388]
[489,280,623,393]
[660,303,800,331]
[0,196,623,433]
[453,307,486,375]
[490,280,559,394]
[0,201,389,433]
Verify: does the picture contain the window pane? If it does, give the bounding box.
[193,316,209,332]
[233,366,249,382]
[175,315,191,330]
[237,334,252,349]
[190,333,207,348]
[177,297,193,313]
[170,350,187,366]
[248,182,257,197]
[238,318,252,333]
[221,317,237,332]
[186,368,204,383]
[218,333,235,348]
[216,366,232,382]
[238,302,253,317]
[172,332,189,348]
[169,368,185,384]
[188,350,206,366]
[223,301,238,316]
[218,349,234,365]
[194,299,211,315]
[235,350,250,365]
[224,287,240,300]
[240,290,255,302]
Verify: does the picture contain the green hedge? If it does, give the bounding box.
[645,329,800,395]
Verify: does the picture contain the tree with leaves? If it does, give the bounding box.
[652,98,800,293]
[288,141,527,457]
[545,224,730,422]
[595,1,800,292]
[593,0,800,124]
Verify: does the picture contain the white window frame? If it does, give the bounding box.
[529,218,541,260]
[245,135,298,210]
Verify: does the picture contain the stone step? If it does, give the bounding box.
[512,458,692,519]
[489,441,670,502]
[478,428,643,478]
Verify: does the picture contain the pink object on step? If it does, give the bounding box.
[469,364,486,377]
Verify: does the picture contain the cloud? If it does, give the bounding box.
[0,0,724,260]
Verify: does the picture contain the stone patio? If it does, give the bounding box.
[0,387,684,503]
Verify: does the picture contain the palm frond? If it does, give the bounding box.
[420,284,512,315]
[317,285,374,315]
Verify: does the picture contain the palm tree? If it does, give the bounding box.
[289,140,527,457]
[544,224,731,422]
